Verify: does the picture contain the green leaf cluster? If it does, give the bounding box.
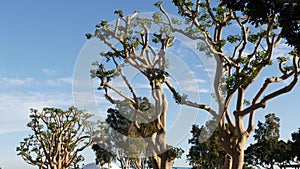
[222,0,300,48]
[226,35,241,44]
[90,64,119,88]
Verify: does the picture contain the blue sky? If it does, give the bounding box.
[0,1,299,169]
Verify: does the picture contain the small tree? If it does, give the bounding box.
[92,111,147,169]
[70,155,85,169]
[92,144,116,169]
[245,113,293,168]
[187,120,226,169]
[291,128,300,163]
[16,107,94,169]
[254,113,280,141]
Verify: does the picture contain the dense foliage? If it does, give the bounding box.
[92,99,184,169]
[221,0,300,48]
[16,107,94,169]
[187,120,226,169]
[245,114,293,168]
[291,128,300,162]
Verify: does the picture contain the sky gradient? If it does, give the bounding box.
[0,1,299,169]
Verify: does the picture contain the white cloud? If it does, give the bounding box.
[0,77,38,87]
[272,43,293,59]
[169,82,210,93]
[0,76,75,89]
[182,86,210,93]
[134,83,151,89]
[193,79,207,84]
[0,92,73,134]
[174,78,210,94]
[176,78,206,86]
[203,68,215,74]
[46,77,73,86]
[73,90,111,116]
[42,68,57,76]
[203,68,216,78]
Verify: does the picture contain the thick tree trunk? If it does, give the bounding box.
[220,124,248,169]
[221,88,249,169]
[148,81,172,169]
[160,152,174,169]
[228,136,247,169]
[231,148,245,169]
[148,133,174,169]
[149,153,174,169]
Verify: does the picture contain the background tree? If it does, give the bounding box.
[187,120,226,169]
[254,113,280,141]
[105,102,150,169]
[245,113,293,168]
[291,128,300,163]
[91,121,117,168]
[92,99,184,169]
[16,107,94,169]
[92,144,117,169]
[93,108,148,169]
[70,155,85,169]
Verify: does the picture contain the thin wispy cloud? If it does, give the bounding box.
[42,68,57,76]
[173,78,210,94]
[177,78,207,85]
[195,64,204,68]
[203,68,216,78]
[272,43,293,59]
[0,77,39,87]
[72,90,109,120]
[183,87,210,93]
[0,92,73,134]
[46,77,73,86]
[0,76,74,88]
[134,83,151,89]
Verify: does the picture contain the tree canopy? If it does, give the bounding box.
[291,128,300,162]
[221,0,300,48]
[87,7,189,168]
[254,113,280,141]
[187,120,226,169]
[16,107,94,169]
[245,113,293,168]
